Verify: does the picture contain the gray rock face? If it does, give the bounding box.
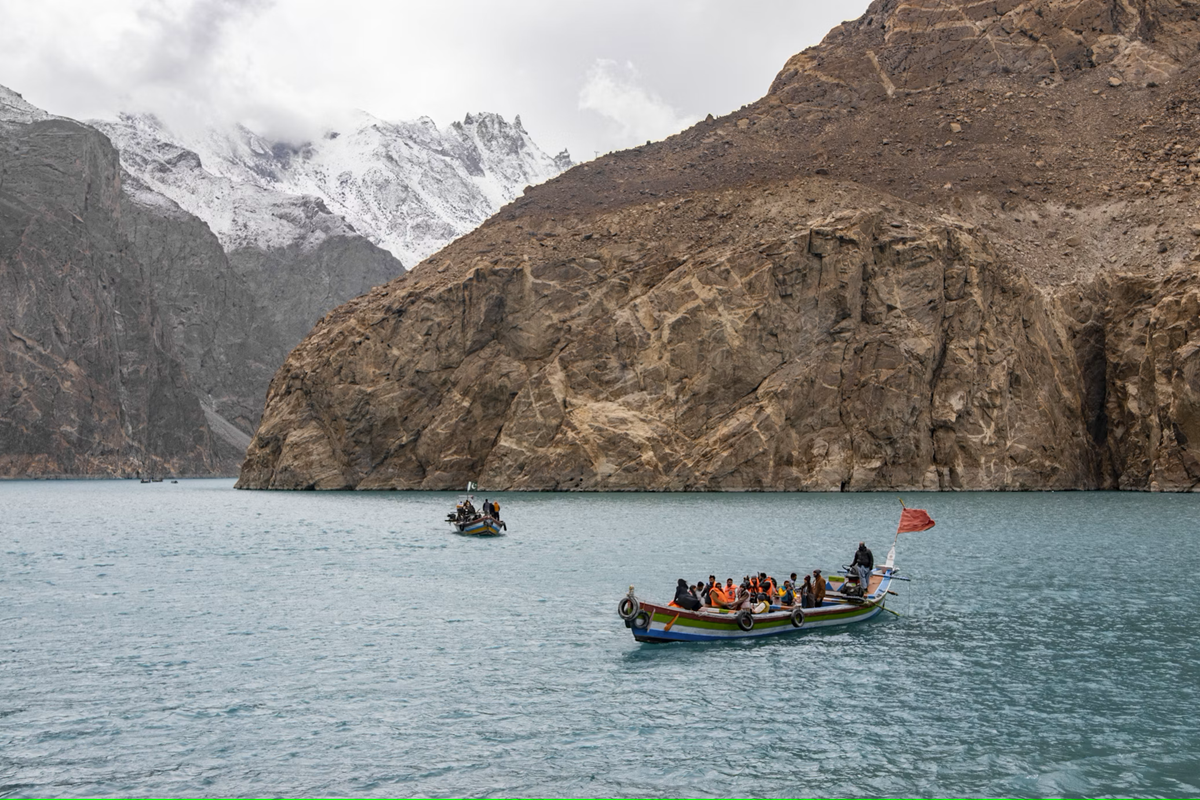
[1,86,406,476]
[0,117,226,476]
[119,177,402,440]
[115,180,264,452]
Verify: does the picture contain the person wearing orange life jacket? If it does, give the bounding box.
[732,584,753,611]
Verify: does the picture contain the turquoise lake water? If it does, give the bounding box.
[1,480,1197,797]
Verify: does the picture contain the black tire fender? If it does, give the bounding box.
[632,609,653,630]
[790,607,805,628]
[736,610,754,631]
[617,596,639,621]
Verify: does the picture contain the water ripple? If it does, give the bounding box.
[0,482,1197,797]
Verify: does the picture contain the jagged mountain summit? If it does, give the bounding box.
[94,110,571,267]
[239,0,1200,493]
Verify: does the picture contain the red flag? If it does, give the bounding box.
[897,507,935,533]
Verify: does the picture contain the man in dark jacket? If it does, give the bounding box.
[673,579,701,611]
[851,542,874,594]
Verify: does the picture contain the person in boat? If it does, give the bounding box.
[812,570,826,606]
[779,580,795,607]
[462,498,476,518]
[709,580,737,609]
[673,579,701,611]
[851,541,874,593]
[492,500,501,521]
[800,574,814,608]
[707,581,725,607]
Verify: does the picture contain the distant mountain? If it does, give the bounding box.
[1,85,403,475]
[93,110,572,266]
[1,88,227,477]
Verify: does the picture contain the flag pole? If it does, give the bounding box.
[887,497,904,566]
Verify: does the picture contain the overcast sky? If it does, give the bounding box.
[0,0,871,160]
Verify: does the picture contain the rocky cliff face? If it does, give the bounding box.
[0,112,226,476]
[117,174,403,440]
[239,0,1200,491]
[1,85,410,475]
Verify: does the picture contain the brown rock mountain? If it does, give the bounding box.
[238,0,1200,491]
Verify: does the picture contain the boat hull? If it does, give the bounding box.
[625,569,895,643]
[451,517,503,536]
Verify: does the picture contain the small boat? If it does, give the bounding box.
[139,478,151,484]
[450,515,505,536]
[617,506,934,643]
[445,496,506,536]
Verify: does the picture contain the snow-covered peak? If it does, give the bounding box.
[94,113,358,254]
[92,109,571,266]
[0,85,54,126]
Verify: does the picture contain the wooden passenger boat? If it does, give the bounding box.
[617,506,933,643]
[450,515,504,536]
[618,565,897,643]
[446,493,506,536]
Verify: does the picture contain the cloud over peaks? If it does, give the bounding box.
[578,59,697,153]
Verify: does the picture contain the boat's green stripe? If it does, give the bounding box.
[649,606,872,630]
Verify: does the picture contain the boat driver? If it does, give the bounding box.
[851,541,874,595]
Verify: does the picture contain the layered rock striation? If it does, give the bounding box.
[240,0,1200,491]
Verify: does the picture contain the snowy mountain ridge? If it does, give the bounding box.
[93,110,571,266]
[0,85,53,126]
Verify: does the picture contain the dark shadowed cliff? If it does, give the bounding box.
[0,117,224,476]
[239,0,1200,491]
[0,87,405,476]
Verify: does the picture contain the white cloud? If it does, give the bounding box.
[0,0,873,160]
[578,59,698,152]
